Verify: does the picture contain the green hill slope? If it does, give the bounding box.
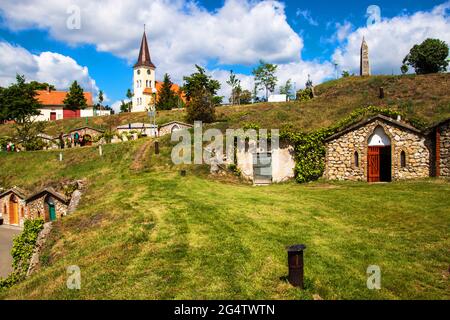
[0,73,449,138]
[0,137,449,300]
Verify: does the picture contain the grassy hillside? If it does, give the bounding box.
[1,73,449,138]
[0,138,449,300]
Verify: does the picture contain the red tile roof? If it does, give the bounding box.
[36,90,93,106]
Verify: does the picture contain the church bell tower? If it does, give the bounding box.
[132,29,156,112]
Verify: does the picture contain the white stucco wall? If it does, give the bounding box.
[132,66,156,112]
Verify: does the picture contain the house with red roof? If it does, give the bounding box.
[34,88,110,121]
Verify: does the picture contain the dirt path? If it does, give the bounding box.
[130,140,152,171]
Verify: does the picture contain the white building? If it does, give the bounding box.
[132,31,157,112]
[268,94,288,103]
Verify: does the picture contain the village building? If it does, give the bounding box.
[0,187,28,226]
[132,31,185,112]
[159,121,193,137]
[426,118,450,178]
[117,123,158,137]
[235,141,296,185]
[26,188,69,223]
[65,126,105,146]
[33,88,110,121]
[324,115,450,182]
[0,187,70,226]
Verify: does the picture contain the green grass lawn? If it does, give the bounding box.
[0,138,449,300]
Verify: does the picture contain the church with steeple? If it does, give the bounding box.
[132,30,157,112]
[131,30,185,112]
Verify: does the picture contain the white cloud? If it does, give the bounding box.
[0,41,99,97]
[332,2,450,75]
[0,0,304,84]
[295,9,319,26]
[111,99,129,113]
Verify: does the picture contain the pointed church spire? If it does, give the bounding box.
[134,29,155,69]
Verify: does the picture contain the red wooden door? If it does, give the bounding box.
[368,147,380,182]
[50,112,56,121]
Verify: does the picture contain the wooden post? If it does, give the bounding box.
[155,141,159,155]
[379,87,385,99]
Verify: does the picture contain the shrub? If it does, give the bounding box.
[0,218,44,289]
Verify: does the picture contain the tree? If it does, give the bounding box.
[186,87,216,123]
[400,64,409,75]
[279,79,293,100]
[226,70,240,105]
[341,71,351,78]
[182,65,221,102]
[13,119,47,151]
[252,60,278,100]
[403,38,449,74]
[240,90,252,105]
[28,81,55,91]
[125,89,134,112]
[63,81,87,111]
[119,100,129,113]
[2,75,42,123]
[98,90,104,106]
[156,73,178,110]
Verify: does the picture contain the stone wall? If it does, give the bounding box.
[439,121,450,177]
[325,120,430,181]
[27,195,68,222]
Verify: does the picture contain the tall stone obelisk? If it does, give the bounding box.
[360,37,371,76]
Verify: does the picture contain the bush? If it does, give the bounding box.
[0,218,44,289]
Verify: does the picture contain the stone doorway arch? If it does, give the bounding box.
[367,126,392,182]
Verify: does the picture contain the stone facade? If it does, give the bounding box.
[325,116,430,181]
[26,192,68,222]
[360,38,371,76]
[0,188,69,226]
[159,121,193,137]
[0,190,27,226]
[438,120,450,177]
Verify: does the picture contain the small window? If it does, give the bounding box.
[137,70,140,75]
[147,69,151,75]
[400,151,406,168]
[354,151,359,167]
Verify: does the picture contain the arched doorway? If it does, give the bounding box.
[367,126,392,182]
[45,196,57,222]
[9,194,19,225]
[171,125,180,133]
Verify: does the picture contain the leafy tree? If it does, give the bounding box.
[182,65,221,102]
[252,60,278,100]
[0,86,6,123]
[119,100,131,113]
[279,79,293,100]
[98,90,104,106]
[240,90,252,105]
[400,64,409,75]
[156,73,178,110]
[341,71,351,78]
[2,75,41,123]
[28,81,55,91]
[186,87,216,123]
[13,119,47,151]
[403,38,449,74]
[296,88,313,102]
[63,81,87,111]
[226,70,241,105]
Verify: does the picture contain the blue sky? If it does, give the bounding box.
[0,0,448,110]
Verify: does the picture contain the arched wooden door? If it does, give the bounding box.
[9,195,19,225]
[368,126,392,183]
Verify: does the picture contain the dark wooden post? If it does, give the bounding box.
[154,141,159,155]
[287,244,306,289]
[379,87,385,99]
